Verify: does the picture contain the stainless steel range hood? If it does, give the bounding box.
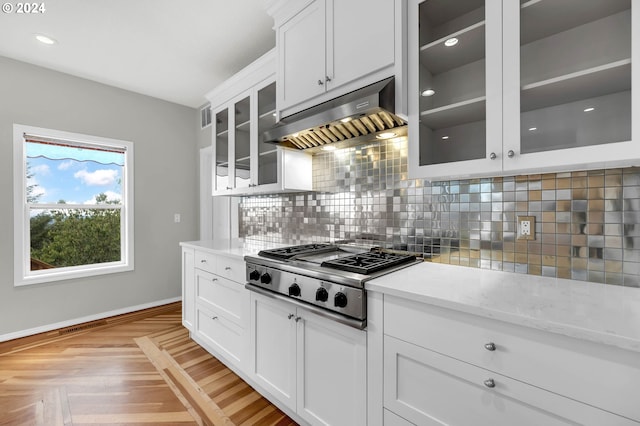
[264,77,406,153]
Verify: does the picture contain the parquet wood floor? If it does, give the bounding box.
[0,303,296,426]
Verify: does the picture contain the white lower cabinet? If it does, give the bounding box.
[369,292,640,425]
[181,247,195,331]
[249,292,367,426]
[182,247,250,371]
[384,336,632,426]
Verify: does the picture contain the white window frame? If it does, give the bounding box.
[13,124,134,286]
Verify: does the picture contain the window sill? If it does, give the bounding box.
[15,262,134,287]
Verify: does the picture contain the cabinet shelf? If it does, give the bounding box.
[420,96,485,130]
[521,0,630,45]
[521,59,631,112]
[420,21,485,75]
[259,148,277,156]
[216,129,229,137]
[236,119,251,131]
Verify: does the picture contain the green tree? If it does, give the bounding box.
[30,194,121,268]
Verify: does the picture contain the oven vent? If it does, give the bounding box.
[282,110,405,150]
[264,77,406,153]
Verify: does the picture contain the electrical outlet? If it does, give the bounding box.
[517,216,535,240]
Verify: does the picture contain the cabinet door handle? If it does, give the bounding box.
[507,150,515,158]
[295,316,302,322]
[325,76,331,82]
[317,79,324,86]
[489,152,497,160]
[484,342,496,351]
[484,379,495,388]
[226,186,232,190]
[288,314,295,320]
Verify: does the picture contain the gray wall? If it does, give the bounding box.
[0,56,199,336]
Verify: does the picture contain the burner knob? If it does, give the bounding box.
[249,270,261,281]
[334,292,348,308]
[315,287,329,302]
[289,283,301,297]
[260,273,272,284]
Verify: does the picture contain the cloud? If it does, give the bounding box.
[84,190,122,205]
[31,164,50,176]
[58,160,74,171]
[74,169,118,186]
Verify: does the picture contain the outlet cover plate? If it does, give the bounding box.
[517,215,535,240]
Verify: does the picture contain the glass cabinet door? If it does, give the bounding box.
[503,0,633,171]
[214,108,229,192]
[409,0,502,178]
[234,96,251,189]
[520,0,631,153]
[257,82,278,186]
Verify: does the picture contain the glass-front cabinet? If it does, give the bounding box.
[503,0,635,173]
[409,0,638,180]
[209,50,312,196]
[257,82,278,186]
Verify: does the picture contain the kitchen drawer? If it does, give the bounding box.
[196,269,248,326]
[214,255,245,284]
[384,295,640,422]
[194,250,217,274]
[384,335,635,426]
[196,306,244,367]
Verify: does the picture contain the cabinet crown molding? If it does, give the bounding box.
[205,48,276,109]
[264,0,315,24]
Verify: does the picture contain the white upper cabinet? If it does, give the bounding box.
[409,0,639,180]
[408,0,503,179]
[270,0,396,116]
[207,50,312,196]
[503,0,636,174]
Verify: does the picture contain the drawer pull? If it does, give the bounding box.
[200,259,207,263]
[484,342,496,351]
[211,278,217,282]
[225,266,231,270]
[484,379,495,388]
[212,316,218,320]
[295,316,302,322]
[288,314,295,320]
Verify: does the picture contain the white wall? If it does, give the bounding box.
[0,56,199,337]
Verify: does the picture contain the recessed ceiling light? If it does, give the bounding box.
[421,89,436,97]
[35,34,56,45]
[444,38,459,47]
[528,127,537,131]
[340,117,352,123]
[376,132,397,139]
[584,107,595,112]
[322,145,336,151]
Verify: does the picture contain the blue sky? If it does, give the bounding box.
[27,151,123,205]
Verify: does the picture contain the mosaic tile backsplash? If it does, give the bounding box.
[240,138,640,287]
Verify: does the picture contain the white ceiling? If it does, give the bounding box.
[0,0,276,108]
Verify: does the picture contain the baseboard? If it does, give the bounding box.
[0,297,181,343]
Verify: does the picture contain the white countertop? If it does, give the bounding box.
[179,238,286,259]
[367,262,640,353]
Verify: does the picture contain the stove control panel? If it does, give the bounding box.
[246,263,365,320]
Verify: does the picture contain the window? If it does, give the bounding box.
[13,124,134,286]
